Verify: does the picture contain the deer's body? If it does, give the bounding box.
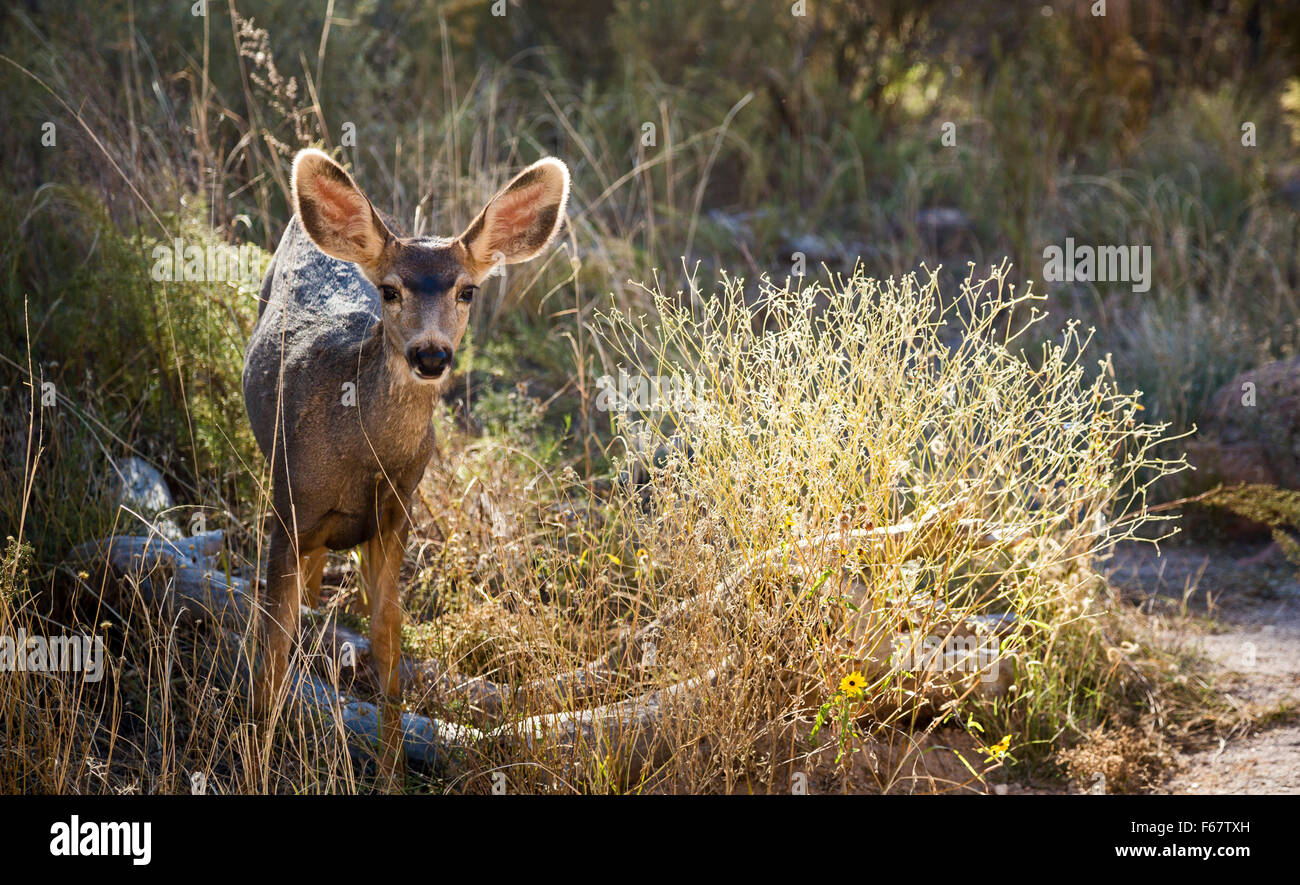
[245,217,441,552]
[243,150,568,782]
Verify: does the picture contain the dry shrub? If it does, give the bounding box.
[1055,724,1174,794]
[575,262,1185,792]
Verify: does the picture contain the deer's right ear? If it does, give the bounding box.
[292,149,392,271]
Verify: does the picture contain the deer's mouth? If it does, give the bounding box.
[409,365,448,383]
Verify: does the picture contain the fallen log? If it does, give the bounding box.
[290,670,484,775]
[70,532,486,776]
[496,662,729,775]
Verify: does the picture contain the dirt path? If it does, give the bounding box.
[1106,540,1300,794]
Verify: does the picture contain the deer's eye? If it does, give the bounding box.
[380,284,400,302]
[458,285,477,304]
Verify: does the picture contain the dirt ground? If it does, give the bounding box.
[1105,539,1300,794]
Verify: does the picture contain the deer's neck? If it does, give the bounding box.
[353,329,441,459]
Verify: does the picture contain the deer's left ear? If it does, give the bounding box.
[459,158,570,277]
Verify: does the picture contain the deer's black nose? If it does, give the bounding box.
[408,345,452,378]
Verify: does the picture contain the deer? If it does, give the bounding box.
[242,148,570,781]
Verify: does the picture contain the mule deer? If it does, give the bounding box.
[243,148,569,776]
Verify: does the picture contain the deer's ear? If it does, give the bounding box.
[459,158,569,276]
[292,148,392,270]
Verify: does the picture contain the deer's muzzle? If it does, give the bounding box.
[407,345,452,380]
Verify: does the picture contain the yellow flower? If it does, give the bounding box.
[838,671,867,697]
[977,734,1012,762]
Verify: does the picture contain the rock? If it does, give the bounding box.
[965,612,1020,636]
[915,207,973,255]
[706,209,754,243]
[112,456,174,513]
[779,233,856,275]
[785,233,834,262]
[111,456,183,538]
[1269,166,1300,211]
[1187,356,1300,489]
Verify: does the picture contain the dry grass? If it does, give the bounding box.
[2,3,1288,794]
[1,263,1191,793]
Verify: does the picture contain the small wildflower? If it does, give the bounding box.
[838,671,867,697]
[977,734,1012,762]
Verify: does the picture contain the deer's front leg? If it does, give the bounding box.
[257,525,302,718]
[361,506,409,785]
[301,547,327,609]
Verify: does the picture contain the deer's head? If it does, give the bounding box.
[291,148,570,382]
